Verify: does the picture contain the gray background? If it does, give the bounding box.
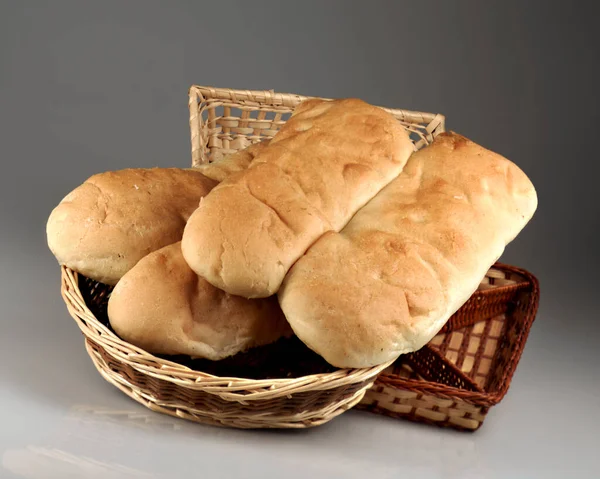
[1,1,598,478]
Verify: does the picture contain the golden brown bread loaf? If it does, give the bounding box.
[181,98,414,298]
[46,145,264,285]
[46,168,216,285]
[278,132,538,368]
[108,242,292,360]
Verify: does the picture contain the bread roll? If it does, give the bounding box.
[182,98,414,298]
[46,168,216,285]
[108,242,292,360]
[278,132,538,368]
[46,145,262,285]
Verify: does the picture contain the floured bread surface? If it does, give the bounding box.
[46,168,217,285]
[279,132,538,368]
[182,98,414,298]
[108,242,292,360]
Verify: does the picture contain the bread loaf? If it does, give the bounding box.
[46,168,216,285]
[108,242,292,360]
[46,146,262,285]
[278,132,538,368]
[181,98,414,298]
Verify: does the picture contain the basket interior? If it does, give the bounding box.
[200,105,293,160]
[430,313,508,390]
[198,104,434,156]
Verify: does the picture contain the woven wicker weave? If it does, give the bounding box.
[188,85,445,166]
[357,263,539,431]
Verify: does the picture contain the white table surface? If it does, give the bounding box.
[1,249,599,479]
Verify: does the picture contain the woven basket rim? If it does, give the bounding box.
[61,266,393,396]
[188,84,446,120]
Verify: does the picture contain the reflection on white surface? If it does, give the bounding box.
[2,447,156,479]
[0,405,180,479]
[1,402,493,479]
[65,405,186,433]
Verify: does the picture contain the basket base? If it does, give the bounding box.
[85,340,370,429]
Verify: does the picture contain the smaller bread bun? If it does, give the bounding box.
[107,242,292,360]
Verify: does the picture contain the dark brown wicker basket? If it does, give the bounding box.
[357,263,539,431]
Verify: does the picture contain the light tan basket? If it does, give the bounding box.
[63,266,396,429]
[188,85,445,166]
[60,86,446,430]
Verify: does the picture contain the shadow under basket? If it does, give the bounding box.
[356,263,540,431]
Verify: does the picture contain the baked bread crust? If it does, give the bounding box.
[108,242,292,360]
[46,145,266,285]
[182,98,414,298]
[279,132,538,368]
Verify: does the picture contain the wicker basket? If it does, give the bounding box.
[61,266,395,429]
[357,263,539,431]
[187,87,539,430]
[188,85,445,166]
[60,88,445,429]
[59,88,446,429]
[64,86,541,431]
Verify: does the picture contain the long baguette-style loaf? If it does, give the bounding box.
[108,242,292,360]
[181,98,414,298]
[278,132,538,368]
